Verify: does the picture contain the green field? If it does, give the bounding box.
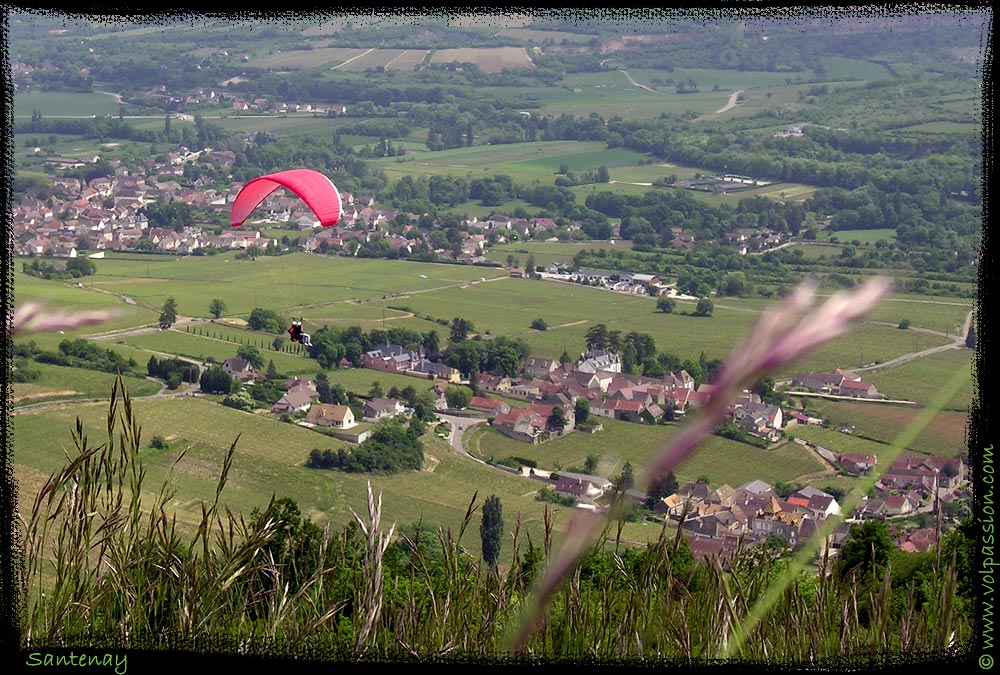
[822,228,899,245]
[72,252,502,317]
[248,47,367,69]
[854,348,974,410]
[12,395,562,565]
[12,361,162,405]
[13,248,974,556]
[787,243,845,260]
[13,91,122,118]
[370,141,650,184]
[21,253,967,379]
[473,417,827,488]
[668,181,820,207]
[800,400,969,458]
[894,121,981,135]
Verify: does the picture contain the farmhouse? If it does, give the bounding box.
[791,370,846,393]
[838,379,881,399]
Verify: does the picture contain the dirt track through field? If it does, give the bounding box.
[11,390,80,403]
[715,90,743,114]
[549,319,589,329]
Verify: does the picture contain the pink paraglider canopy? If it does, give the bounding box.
[230,168,342,228]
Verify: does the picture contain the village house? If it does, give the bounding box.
[467,396,511,416]
[221,356,255,383]
[883,453,967,495]
[362,343,420,373]
[576,349,622,374]
[750,495,816,549]
[787,486,842,519]
[523,356,561,380]
[858,498,889,520]
[306,403,356,429]
[491,407,546,443]
[590,398,648,423]
[362,397,406,423]
[896,527,938,553]
[553,472,613,504]
[411,357,462,383]
[687,533,746,568]
[836,453,878,476]
[476,372,513,395]
[271,386,315,414]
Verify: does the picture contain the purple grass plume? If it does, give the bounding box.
[11,301,118,336]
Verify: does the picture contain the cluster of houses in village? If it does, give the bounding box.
[474,351,792,445]
[551,452,965,565]
[216,330,965,562]
[13,144,789,264]
[219,337,839,451]
[11,149,590,262]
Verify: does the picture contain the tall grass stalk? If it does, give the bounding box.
[350,481,396,654]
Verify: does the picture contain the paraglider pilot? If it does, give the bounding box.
[288,319,312,347]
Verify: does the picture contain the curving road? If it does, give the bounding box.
[434,413,488,464]
[851,310,974,374]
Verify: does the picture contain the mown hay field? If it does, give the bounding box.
[248,47,367,69]
[862,348,974,409]
[803,400,970,458]
[472,418,827,489]
[429,46,534,73]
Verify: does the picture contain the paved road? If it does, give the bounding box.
[434,413,488,464]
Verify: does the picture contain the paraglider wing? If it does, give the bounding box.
[230,168,342,228]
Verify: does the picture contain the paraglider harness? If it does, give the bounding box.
[288,319,312,347]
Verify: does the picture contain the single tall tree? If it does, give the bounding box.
[209,299,226,319]
[480,494,504,569]
[159,296,178,329]
[615,462,635,493]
